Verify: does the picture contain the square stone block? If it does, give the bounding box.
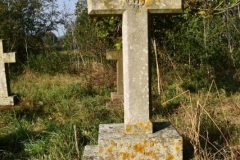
[82,145,98,160]
[98,123,182,160]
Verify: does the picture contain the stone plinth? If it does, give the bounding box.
[83,122,182,160]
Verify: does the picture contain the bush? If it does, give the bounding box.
[27,53,71,75]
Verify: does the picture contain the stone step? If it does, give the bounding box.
[82,122,182,160]
[98,123,182,160]
[82,145,98,160]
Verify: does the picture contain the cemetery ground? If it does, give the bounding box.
[0,53,240,159]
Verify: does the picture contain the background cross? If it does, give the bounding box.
[0,39,16,99]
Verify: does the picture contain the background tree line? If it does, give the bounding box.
[0,0,240,92]
[65,0,240,93]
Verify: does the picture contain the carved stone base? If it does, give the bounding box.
[82,122,182,160]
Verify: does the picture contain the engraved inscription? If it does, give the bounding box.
[127,0,145,8]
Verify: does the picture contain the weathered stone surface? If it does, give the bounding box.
[82,145,98,160]
[82,122,182,160]
[88,0,182,15]
[0,39,16,106]
[0,97,15,106]
[122,7,152,135]
[89,0,182,134]
[88,0,125,15]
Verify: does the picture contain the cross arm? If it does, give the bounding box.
[148,0,183,13]
[88,0,125,15]
[0,52,16,63]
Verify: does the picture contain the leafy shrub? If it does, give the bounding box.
[27,53,71,74]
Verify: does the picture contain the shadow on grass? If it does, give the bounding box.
[198,118,240,159]
[151,100,181,117]
[0,117,91,160]
[183,136,194,160]
[0,128,45,159]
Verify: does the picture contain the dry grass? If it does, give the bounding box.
[0,68,121,159]
[153,80,240,159]
[0,67,239,159]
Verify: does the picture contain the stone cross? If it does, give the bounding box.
[0,39,16,105]
[89,0,182,135]
[106,50,123,101]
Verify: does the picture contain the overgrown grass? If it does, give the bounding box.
[1,53,240,159]
[0,69,122,159]
[152,80,240,159]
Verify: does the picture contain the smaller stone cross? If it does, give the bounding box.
[0,39,16,105]
[106,50,123,102]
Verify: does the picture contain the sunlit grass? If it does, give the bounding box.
[0,70,122,159]
[0,68,239,159]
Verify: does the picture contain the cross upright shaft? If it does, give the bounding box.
[88,0,182,135]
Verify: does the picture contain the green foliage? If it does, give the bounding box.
[0,65,121,159]
[0,0,61,64]
[27,52,70,74]
[62,0,121,67]
[1,0,240,159]
[151,0,240,92]
[24,140,46,157]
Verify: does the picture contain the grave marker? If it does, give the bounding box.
[0,39,16,106]
[106,50,123,102]
[89,0,182,135]
[83,0,183,159]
